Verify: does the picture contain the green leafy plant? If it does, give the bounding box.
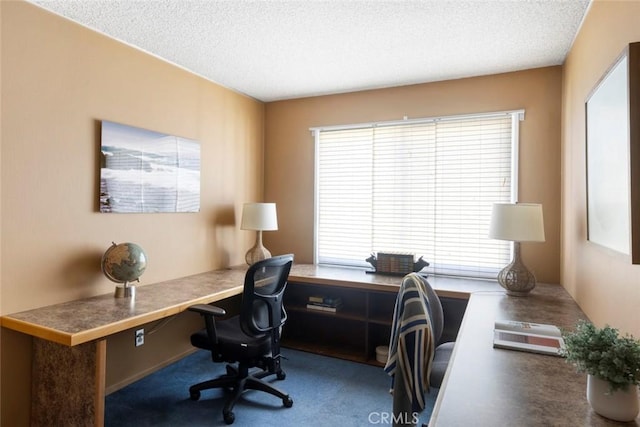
[562,320,640,392]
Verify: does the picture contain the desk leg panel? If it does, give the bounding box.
[31,338,106,427]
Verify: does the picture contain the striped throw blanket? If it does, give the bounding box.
[384,273,435,412]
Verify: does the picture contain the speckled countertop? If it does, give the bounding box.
[288,263,502,297]
[1,266,248,345]
[429,283,639,426]
[3,263,637,425]
[0,263,508,346]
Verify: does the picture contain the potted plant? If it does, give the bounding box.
[562,320,640,422]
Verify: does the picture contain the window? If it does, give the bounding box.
[312,110,523,279]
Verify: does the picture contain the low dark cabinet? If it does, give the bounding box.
[282,281,466,365]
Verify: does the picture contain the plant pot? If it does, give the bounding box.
[587,374,639,422]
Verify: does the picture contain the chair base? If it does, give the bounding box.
[189,364,293,425]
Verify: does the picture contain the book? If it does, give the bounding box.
[308,295,325,304]
[493,320,565,357]
[308,295,342,306]
[306,303,342,313]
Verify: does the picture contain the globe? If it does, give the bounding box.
[101,242,148,284]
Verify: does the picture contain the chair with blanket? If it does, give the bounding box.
[384,272,455,426]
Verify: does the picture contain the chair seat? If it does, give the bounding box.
[429,341,454,388]
[191,315,271,360]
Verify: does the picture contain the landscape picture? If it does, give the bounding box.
[100,120,200,213]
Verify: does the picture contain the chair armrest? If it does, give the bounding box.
[188,304,226,346]
[188,304,226,317]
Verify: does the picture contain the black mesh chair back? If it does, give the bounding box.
[240,255,291,339]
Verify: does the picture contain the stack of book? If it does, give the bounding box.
[306,295,343,313]
[493,319,565,356]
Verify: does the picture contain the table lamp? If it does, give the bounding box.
[489,203,545,296]
[241,202,278,265]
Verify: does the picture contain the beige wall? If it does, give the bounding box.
[562,0,640,337]
[1,2,264,424]
[6,0,640,424]
[264,67,562,285]
[0,0,3,420]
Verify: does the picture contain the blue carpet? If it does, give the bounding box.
[105,348,438,426]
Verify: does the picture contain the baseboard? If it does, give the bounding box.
[105,348,198,395]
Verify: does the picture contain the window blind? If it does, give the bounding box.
[313,111,522,279]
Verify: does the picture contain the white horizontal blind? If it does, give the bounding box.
[314,112,520,279]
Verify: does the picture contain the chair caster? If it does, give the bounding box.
[189,390,200,401]
[283,396,293,407]
[277,371,286,380]
[223,410,235,424]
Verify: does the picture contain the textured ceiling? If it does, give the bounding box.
[29,0,591,102]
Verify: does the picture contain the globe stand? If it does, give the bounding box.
[114,282,136,298]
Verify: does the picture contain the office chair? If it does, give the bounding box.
[385,273,454,427]
[413,275,454,388]
[187,254,294,425]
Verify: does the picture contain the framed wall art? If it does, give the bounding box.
[99,120,200,213]
[585,42,640,263]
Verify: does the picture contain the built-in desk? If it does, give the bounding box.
[429,283,640,426]
[2,263,637,426]
[288,264,639,426]
[1,266,249,426]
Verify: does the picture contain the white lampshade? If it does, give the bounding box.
[241,203,278,231]
[489,203,545,242]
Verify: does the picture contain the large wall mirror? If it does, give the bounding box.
[586,42,640,263]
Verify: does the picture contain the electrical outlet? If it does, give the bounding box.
[135,328,144,347]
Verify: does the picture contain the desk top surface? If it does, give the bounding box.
[288,263,502,297]
[0,266,248,346]
[0,263,496,346]
[429,283,638,426]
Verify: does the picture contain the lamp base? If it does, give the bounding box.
[245,231,272,265]
[245,245,272,265]
[497,242,536,296]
